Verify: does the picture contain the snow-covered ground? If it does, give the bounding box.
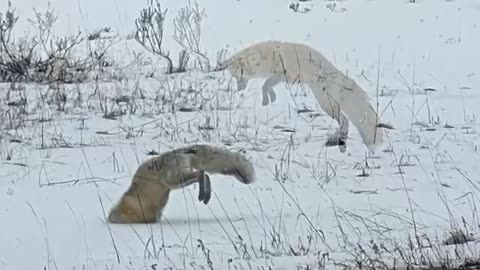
[1,0,480,269]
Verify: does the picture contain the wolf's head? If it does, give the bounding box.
[214,57,252,91]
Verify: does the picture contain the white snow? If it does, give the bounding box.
[1,0,480,269]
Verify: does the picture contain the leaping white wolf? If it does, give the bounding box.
[216,40,386,152]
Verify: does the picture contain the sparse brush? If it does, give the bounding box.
[0,2,118,84]
[173,0,210,72]
[134,0,180,74]
[135,0,212,75]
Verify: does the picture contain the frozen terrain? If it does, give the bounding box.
[1,0,480,269]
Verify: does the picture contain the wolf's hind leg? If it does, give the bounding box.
[166,168,211,205]
[261,75,282,106]
[197,171,212,204]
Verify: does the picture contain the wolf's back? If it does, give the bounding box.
[171,144,256,184]
[218,40,338,82]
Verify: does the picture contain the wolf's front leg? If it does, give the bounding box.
[237,77,248,91]
[261,76,281,106]
[316,93,350,153]
[108,181,171,224]
[325,128,348,153]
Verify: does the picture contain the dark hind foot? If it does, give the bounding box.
[198,171,212,204]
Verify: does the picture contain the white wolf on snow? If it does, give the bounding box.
[216,40,387,152]
[108,144,255,223]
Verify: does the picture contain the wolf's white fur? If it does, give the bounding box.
[107,144,256,223]
[217,40,384,151]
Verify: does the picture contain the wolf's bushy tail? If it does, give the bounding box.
[307,77,384,149]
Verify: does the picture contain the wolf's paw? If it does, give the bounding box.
[261,97,270,106]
